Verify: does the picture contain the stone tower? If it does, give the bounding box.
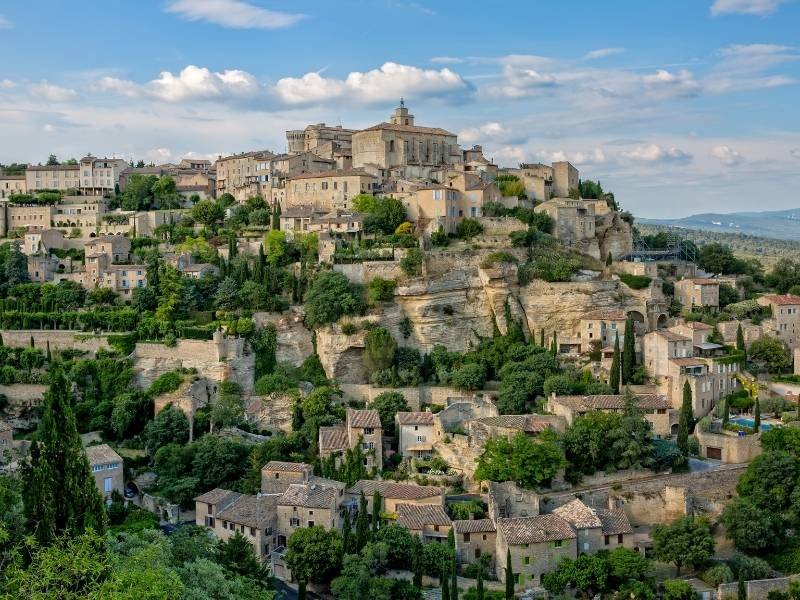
[390,98,414,126]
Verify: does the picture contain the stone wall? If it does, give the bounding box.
[719,576,799,600]
[0,329,113,355]
[252,308,314,367]
[696,429,762,463]
[333,260,406,285]
[132,333,255,394]
[153,378,213,441]
[340,383,496,411]
[476,217,528,236]
[0,383,47,409]
[436,398,498,433]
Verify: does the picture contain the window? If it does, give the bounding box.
[364,427,374,435]
[474,548,481,558]
[308,521,314,527]
[618,534,624,543]
[290,518,300,527]
[222,521,228,529]
[205,516,215,527]
[604,535,610,545]
[207,504,212,514]
[554,540,563,548]
[524,557,530,565]
[463,533,471,542]
[103,477,113,493]
[250,527,256,536]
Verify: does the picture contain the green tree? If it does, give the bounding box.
[412,535,424,589]
[678,381,692,458]
[355,491,370,551]
[372,490,382,533]
[505,549,514,600]
[663,579,700,600]
[652,517,714,575]
[371,391,410,435]
[400,248,424,277]
[364,327,397,372]
[736,323,746,360]
[285,526,343,600]
[304,271,363,328]
[216,531,266,580]
[753,396,761,432]
[456,218,484,240]
[474,430,566,489]
[610,334,621,394]
[720,497,782,553]
[622,317,635,384]
[749,335,791,372]
[4,240,29,287]
[551,331,558,356]
[143,405,189,456]
[191,200,224,228]
[111,391,153,439]
[21,364,106,545]
[271,203,281,230]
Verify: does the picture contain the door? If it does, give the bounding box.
[706,447,722,460]
[104,477,113,493]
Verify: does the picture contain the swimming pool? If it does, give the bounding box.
[729,417,775,431]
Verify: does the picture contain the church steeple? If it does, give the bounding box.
[390,99,414,126]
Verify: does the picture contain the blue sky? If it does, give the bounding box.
[1,0,799,218]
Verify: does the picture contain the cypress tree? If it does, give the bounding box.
[609,334,621,394]
[476,558,484,600]
[355,491,369,551]
[271,204,281,230]
[753,397,761,433]
[505,549,514,600]
[722,395,730,426]
[606,251,612,267]
[30,335,35,348]
[738,575,746,600]
[551,331,558,356]
[442,564,451,600]
[342,509,352,554]
[622,317,635,384]
[412,536,423,589]
[372,490,382,533]
[46,340,51,362]
[736,323,746,359]
[254,243,265,283]
[228,235,237,258]
[449,528,458,600]
[678,381,692,457]
[22,364,106,545]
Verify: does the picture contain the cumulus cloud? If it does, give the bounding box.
[643,69,701,96]
[546,148,608,165]
[622,144,692,163]
[458,122,511,144]
[164,0,305,29]
[93,76,142,97]
[710,0,790,16]
[485,64,558,99]
[276,62,471,106]
[0,79,15,89]
[711,145,744,165]
[0,15,12,29]
[30,81,79,102]
[582,48,625,60]
[148,66,262,102]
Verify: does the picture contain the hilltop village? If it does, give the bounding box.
[2,102,800,599]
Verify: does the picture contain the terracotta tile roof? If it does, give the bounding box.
[288,168,375,181]
[596,508,633,535]
[669,358,707,367]
[472,415,552,433]
[679,278,720,285]
[84,443,122,466]
[262,460,311,473]
[281,204,324,218]
[582,308,628,321]
[347,480,444,500]
[654,330,691,342]
[347,408,381,429]
[552,394,671,411]
[761,294,800,306]
[552,499,602,529]
[216,493,279,530]
[216,149,275,162]
[278,483,337,509]
[319,426,349,454]
[194,488,242,509]
[395,411,435,426]
[682,322,713,330]
[396,503,451,530]
[27,164,80,171]
[452,518,496,534]
[497,515,576,545]
[359,122,456,136]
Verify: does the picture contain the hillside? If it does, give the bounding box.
[640,208,800,241]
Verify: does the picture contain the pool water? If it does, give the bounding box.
[729,417,774,431]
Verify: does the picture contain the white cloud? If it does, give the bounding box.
[164,0,305,29]
[30,81,78,102]
[458,122,511,144]
[0,79,15,89]
[582,48,625,60]
[710,0,790,16]
[545,148,608,165]
[711,145,744,165]
[0,15,12,29]
[276,62,470,106]
[622,144,692,163]
[486,64,558,99]
[43,124,55,133]
[643,69,701,96]
[93,76,142,97]
[430,56,464,65]
[791,148,800,159]
[148,65,262,102]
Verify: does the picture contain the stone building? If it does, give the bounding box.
[286,123,356,159]
[345,480,445,515]
[318,408,383,470]
[487,481,540,520]
[214,150,276,201]
[453,518,497,568]
[674,278,720,311]
[0,174,26,199]
[545,393,674,437]
[275,480,344,547]
[468,414,564,452]
[576,308,629,353]
[757,294,800,348]
[22,229,65,256]
[552,498,634,555]
[396,503,452,543]
[534,198,595,245]
[85,234,131,262]
[26,156,127,195]
[506,161,579,201]
[195,489,279,562]
[85,443,124,500]
[395,410,436,458]
[352,101,460,178]
[285,169,377,211]
[261,460,315,494]
[496,514,577,590]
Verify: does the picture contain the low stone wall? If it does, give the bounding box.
[696,429,762,463]
[340,383,496,411]
[140,493,180,524]
[719,576,799,600]
[476,217,528,236]
[0,329,113,355]
[0,383,47,409]
[334,260,406,284]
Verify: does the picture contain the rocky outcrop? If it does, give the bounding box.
[246,392,297,433]
[315,328,367,383]
[253,308,314,367]
[596,212,633,260]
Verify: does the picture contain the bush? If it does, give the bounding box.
[430,226,449,247]
[147,371,183,396]
[456,218,484,240]
[702,564,734,587]
[363,327,397,372]
[481,251,518,269]
[304,271,364,328]
[366,277,396,306]
[663,579,699,600]
[400,248,424,277]
[519,250,580,284]
[619,273,652,290]
[729,553,772,581]
[450,363,485,390]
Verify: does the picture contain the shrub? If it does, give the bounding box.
[519,250,580,284]
[147,371,183,396]
[363,327,397,372]
[481,251,518,269]
[304,271,364,328]
[400,248,424,277]
[456,218,484,240]
[702,564,734,587]
[450,363,485,390]
[340,321,358,335]
[619,273,652,290]
[430,226,449,247]
[366,277,396,306]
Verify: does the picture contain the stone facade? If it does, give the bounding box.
[0,330,113,355]
[757,294,800,349]
[675,278,720,310]
[85,443,124,500]
[696,429,762,463]
[285,169,377,211]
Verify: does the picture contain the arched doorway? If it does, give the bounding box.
[657,313,668,329]
[627,310,646,335]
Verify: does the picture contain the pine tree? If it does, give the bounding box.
[736,323,746,360]
[622,317,635,384]
[678,381,692,457]
[551,332,558,356]
[355,491,369,551]
[22,364,106,545]
[505,549,514,600]
[372,490,382,534]
[753,397,761,433]
[610,334,621,394]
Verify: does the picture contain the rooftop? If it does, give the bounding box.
[84,443,122,466]
[216,493,279,530]
[194,487,241,506]
[596,508,633,536]
[359,122,456,136]
[278,483,338,509]
[654,330,691,342]
[452,518,496,534]
[497,514,576,545]
[347,408,381,429]
[318,426,349,454]
[761,294,800,306]
[262,460,311,473]
[552,498,602,529]
[395,411,435,426]
[288,168,375,181]
[396,503,451,530]
[472,415,552,433]
[551,394,671,411]
[346,480,444,500]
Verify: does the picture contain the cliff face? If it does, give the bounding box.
[253,308,314,367]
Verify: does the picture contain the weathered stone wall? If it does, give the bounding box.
[340,383,495,411]
[719,576,800,600]
[252,309,314,367]
[333,260,406,284]
[696,429,762,463]
[245,392,297,433]
[153,378,213,441]
[132,334,255,394]
[596,212,633,260]
[315,329,366,383]
[476,217,528,236]
[436,398,498,433]
[0,329,113,355]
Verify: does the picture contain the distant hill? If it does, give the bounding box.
[639,208,800,241]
